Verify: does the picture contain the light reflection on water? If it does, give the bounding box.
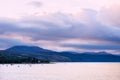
[0,63,120,80]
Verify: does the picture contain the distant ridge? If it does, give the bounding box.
[0,45,119,62]
[6,45,55,54]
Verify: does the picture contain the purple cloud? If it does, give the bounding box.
[0,8,120,53]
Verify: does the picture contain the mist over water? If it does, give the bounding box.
[0,63,120,80]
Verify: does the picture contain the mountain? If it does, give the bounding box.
[60,52,120,62]
[4,46,71,62]
[6,46,55,54]
[0,45,120,62]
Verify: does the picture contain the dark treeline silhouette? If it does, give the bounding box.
[0,54,50,64]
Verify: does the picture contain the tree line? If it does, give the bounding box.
[0,54,50,64]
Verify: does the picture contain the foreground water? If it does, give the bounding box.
[0,63,120,80]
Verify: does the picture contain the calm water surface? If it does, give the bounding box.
[0,63,120,80]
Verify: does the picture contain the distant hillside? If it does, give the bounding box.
[6,46,55,54]
[0,45,120,62]
[59,52,120,62]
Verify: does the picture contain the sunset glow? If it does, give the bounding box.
[0,0,120,54]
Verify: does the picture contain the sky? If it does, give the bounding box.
[0,0,120,54]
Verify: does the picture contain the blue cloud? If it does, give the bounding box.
[0,9,120,53]
[61,43,120,50]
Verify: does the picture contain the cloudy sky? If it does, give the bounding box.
[0,0,120,54]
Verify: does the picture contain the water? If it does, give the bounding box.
[0,63,120,80]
